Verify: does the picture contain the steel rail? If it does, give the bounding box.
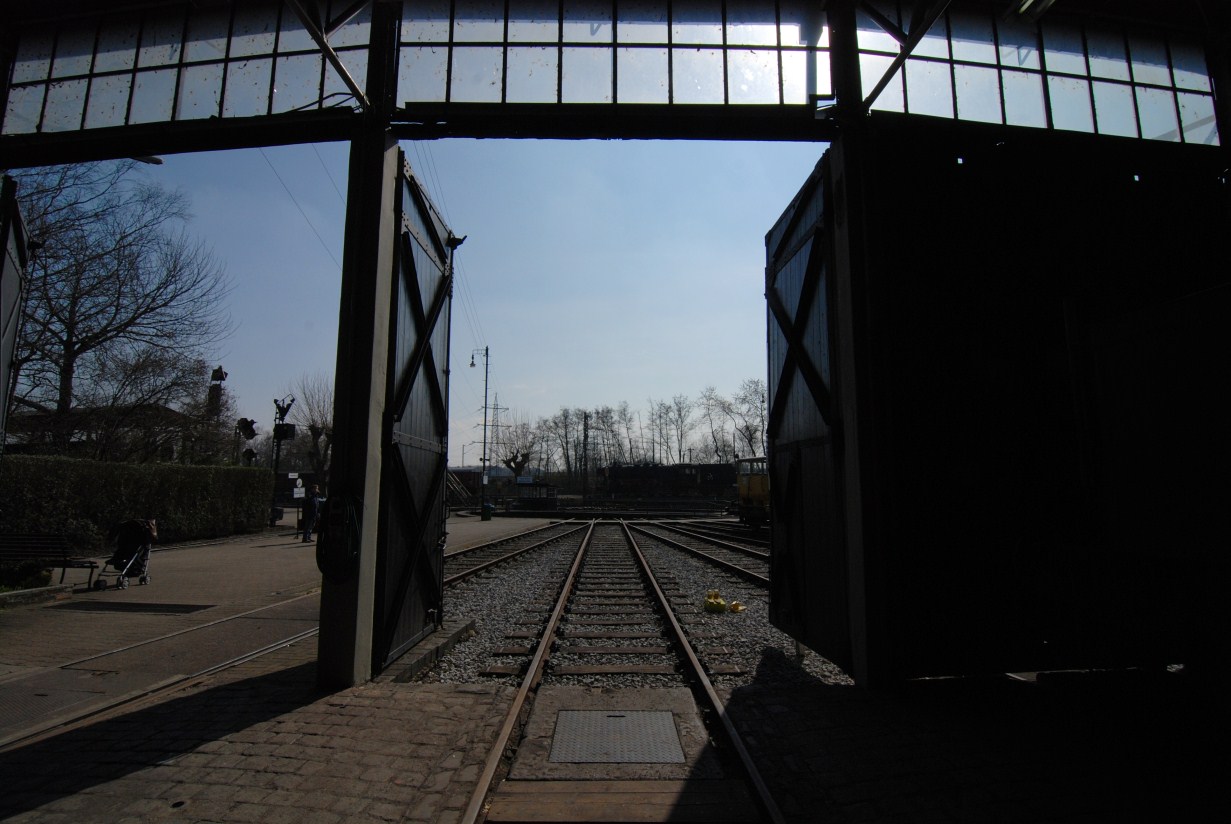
[621,522,786,824]
[459,520,595,824]
[443,520,579,557]
[443,523,589,586]
[629,523,769,587]
[644,522,770,559]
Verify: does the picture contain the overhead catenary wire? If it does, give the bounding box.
[258,147,342,270]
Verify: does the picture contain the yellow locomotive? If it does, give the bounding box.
[734,456,769,525]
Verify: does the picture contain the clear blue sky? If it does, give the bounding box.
[148,139,825,465]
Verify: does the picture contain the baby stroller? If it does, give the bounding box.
[95,519,157,590]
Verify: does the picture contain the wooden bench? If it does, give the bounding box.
[0,534,99,587]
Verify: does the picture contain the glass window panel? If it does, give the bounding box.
[94,18,139,73]
[222,58,272,116]
[906,59,953,118]
[454,0,505,43]
[1002,69,1045,127]
[780,1,827,48]
[507,46,559,102]
[1128,35,1170,86]
[913,14,948,60]
[564,1,613,43]
[52,28,96,78]
[950,12,995,64]
[177,63,223,119]
[185,9,231,63]
[230,6,277,57]
[672,1,723,46]
[1092,81,1136,137]
[4,85,45,134]
[1048,75,1093,132]
[997,17,1039,70]
[1086,25,1129,81]
[85,73,132,127]
[273,53,324,111]
[954,64,1000,123]
[402,0,452,43]
[331,5,373,47]
[857,4,899,53]
[782,49,831,104]
[399,45,449,102]
[617,46,668,103]
[12,29,54,84]
[43,79,87,130]
[139,15,184,67]
[861,53,904,112]
[509,0,559,42]
[278,12,316,52]
[1170,40,1210,92]
[562,46,613,101]
[1177,93,1219,146]
[728,49,779,104]
[1137,86,1179,142]
[327,49,369,105]
[672,47,724,103]
[727,1,778,47]
[1041,22,1085,75]
[618,1,668,45]
[450,46,504,102]
[129,69,176,123]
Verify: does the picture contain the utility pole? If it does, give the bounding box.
[582,411,590,499]
[470,347,490,519]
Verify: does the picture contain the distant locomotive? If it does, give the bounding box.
[734,456,769,525]
[600,463,735,499]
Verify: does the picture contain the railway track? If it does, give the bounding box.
[630,522,770,586]
[461,520,784,824]
[445,521,587,585]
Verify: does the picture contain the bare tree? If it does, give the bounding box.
[499,412,538,477]
[286,371,333,488]
[727,378,768,457]
[668,393,696,463]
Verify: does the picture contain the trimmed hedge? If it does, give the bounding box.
[0,455,273,552]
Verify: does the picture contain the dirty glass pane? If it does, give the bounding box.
[403,0,452,43]
[185,9,231,63]
[11,28,54,83]
[95,19,139,73]
[618,1,668,45]
[327,49,369,105]
[564,0,612,43]
[781,1,827,47]
[954,65,1000,123]
[672,48,724,103]
[399,46,449,102]
[857,3,898,53]
[728,49,779,104]
[906,59,953,118]
[913,13,948,60]
[781,49,830,103]
[139,15,184,67]
[454,0,505,43]
[509,0,559,42]
[273,53,324,112]
[52,27,95,78]
[728,1,779,47]
[231,7,277,57]
[278,12,316,52]
[1092,81,1136,137]
[4,85,44,133]
[223,59,272,116]
[130,69,176,123]
[1002,70,1045,127]
[1041,22,1085,76]
[562,46,612,101]
[1170,40,1210,92]
[451,46,503,102]
[950,13,994,64]
[507,46,558,102]
[861,53,903,111]
[331,5,373,47]
[1128,35,1170,87]
[1086,26,1129,81]
[44,79,87,130]
[177,63,223,119]
[617,46,668,102]
[1137,87,1178,141]
[1048,75,1093,132]
[1178,93,1218,145]
[672,1,722,46]
[85,73,132,127]
[997,17,1039,70]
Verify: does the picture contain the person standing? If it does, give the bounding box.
[302,484,322,543]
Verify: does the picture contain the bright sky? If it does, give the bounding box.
[148,139,825,465]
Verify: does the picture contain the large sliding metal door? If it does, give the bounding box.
[372,152,454,672]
